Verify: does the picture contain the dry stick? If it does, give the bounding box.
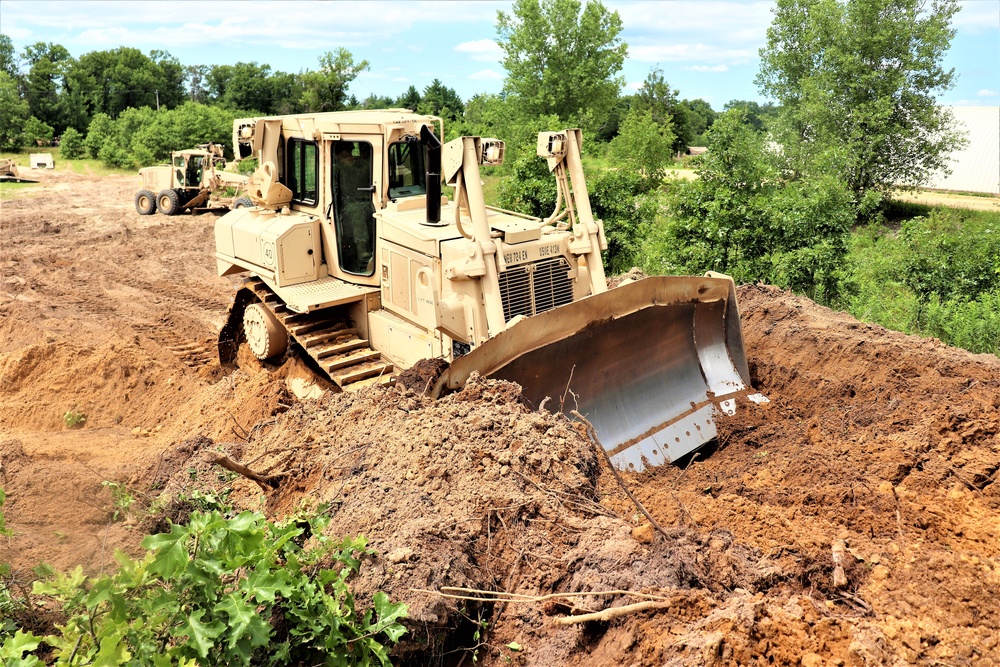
[552,601,672,625]
[947,464,985,498]
[207,453,278,491]
[558,365,576,413]
[570,410,671,541]
[418,587,671,604]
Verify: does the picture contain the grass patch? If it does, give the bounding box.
[0,181,43,200]
[0,148,134,177]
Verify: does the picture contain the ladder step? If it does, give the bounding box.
[333,363,394,387]
[288,319,343,336]
[314,339,370,360]
[301,327,360,347]
[323,350,381,373]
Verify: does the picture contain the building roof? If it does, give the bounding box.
[922,106,1000,195]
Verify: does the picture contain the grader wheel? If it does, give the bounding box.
[243,302,288,360]
[135,190,156,215]
[157,189,181,216]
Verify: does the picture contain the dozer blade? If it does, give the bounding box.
[434,275,753,471]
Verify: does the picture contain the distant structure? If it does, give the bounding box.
[921,106,1000,195]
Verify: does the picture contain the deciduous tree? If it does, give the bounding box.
[300,49,369,113]
[757,0,966,199]
[496,0,627,131]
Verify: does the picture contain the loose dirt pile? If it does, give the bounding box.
[1,171,997,665]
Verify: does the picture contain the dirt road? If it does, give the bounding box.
[1,170,998,665]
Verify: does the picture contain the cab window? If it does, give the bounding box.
[332,141,376,275]
[286,139,318,205]
[387,139,427,199]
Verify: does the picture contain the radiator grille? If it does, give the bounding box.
[498,258,574,322]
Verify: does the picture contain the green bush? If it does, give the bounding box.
[898,207,1000,302]
[589,169,658,274]
[237,157,258,175]
[640,109,855,302]
[84,113,113,160]
[58,127,85,159]
[841,210,1000,356]
[494,152,557,218]
[24,509,406,666]
[608,107,674,186]
[21,117,53,148]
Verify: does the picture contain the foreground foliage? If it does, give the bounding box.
[1,507,407,666]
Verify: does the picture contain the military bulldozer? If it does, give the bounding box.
[135,143,250,216]
[214,110,757,471]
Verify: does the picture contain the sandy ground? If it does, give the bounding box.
[892,190,1000,212]
[1,170,998,666]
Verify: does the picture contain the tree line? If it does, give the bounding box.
[1,0,970,311]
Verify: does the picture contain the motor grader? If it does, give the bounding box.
[135,143,250,216]
[214,110,756,471]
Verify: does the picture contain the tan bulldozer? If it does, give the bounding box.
[135,143,250,216]
[214,110,758,471]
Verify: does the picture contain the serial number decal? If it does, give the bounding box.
[504,250,529,264]
[503,243,562,265]
[538,244,560,258]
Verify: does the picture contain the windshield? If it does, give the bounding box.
[387,139,426,199]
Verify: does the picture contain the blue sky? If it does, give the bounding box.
[1,0,997,110]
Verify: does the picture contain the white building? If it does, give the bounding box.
[922,106,1000,195]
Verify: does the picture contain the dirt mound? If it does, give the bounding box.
[2,173,999,665]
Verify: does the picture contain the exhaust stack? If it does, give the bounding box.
[422,125,442,225]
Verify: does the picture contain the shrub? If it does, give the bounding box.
[21,116,53,148]
[642,109,855,302]
[58,127,85,159]
[31,509,407,666]
[589,169,658,274]
[608,107,674,186]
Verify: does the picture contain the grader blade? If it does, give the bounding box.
[435,275,753,472]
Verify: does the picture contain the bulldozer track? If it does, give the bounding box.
[242,277,395,392]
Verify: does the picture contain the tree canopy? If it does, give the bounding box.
[496,0,627,131]
[757,0,966,199]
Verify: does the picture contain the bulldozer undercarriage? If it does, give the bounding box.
[219,278,394,392]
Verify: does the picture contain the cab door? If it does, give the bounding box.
[328,135,383,284]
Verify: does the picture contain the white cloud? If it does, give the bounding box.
[454,39,503,62]
[631,43,754,65]
[617,1,773,35]
[468,69,503,81]
[954,0,1000,34]
[683,64,730,73]
[977,89,999,97]
[626,81,644,91]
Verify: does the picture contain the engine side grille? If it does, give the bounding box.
[498,258,573,322]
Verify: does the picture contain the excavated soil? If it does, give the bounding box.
[1,170,998,666]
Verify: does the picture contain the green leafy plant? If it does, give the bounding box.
[101,481,135,522]
[62,410,86,429]
[31,509,407,666]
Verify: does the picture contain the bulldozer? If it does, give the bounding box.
[135,143,250,216]
[214,110,756,471]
